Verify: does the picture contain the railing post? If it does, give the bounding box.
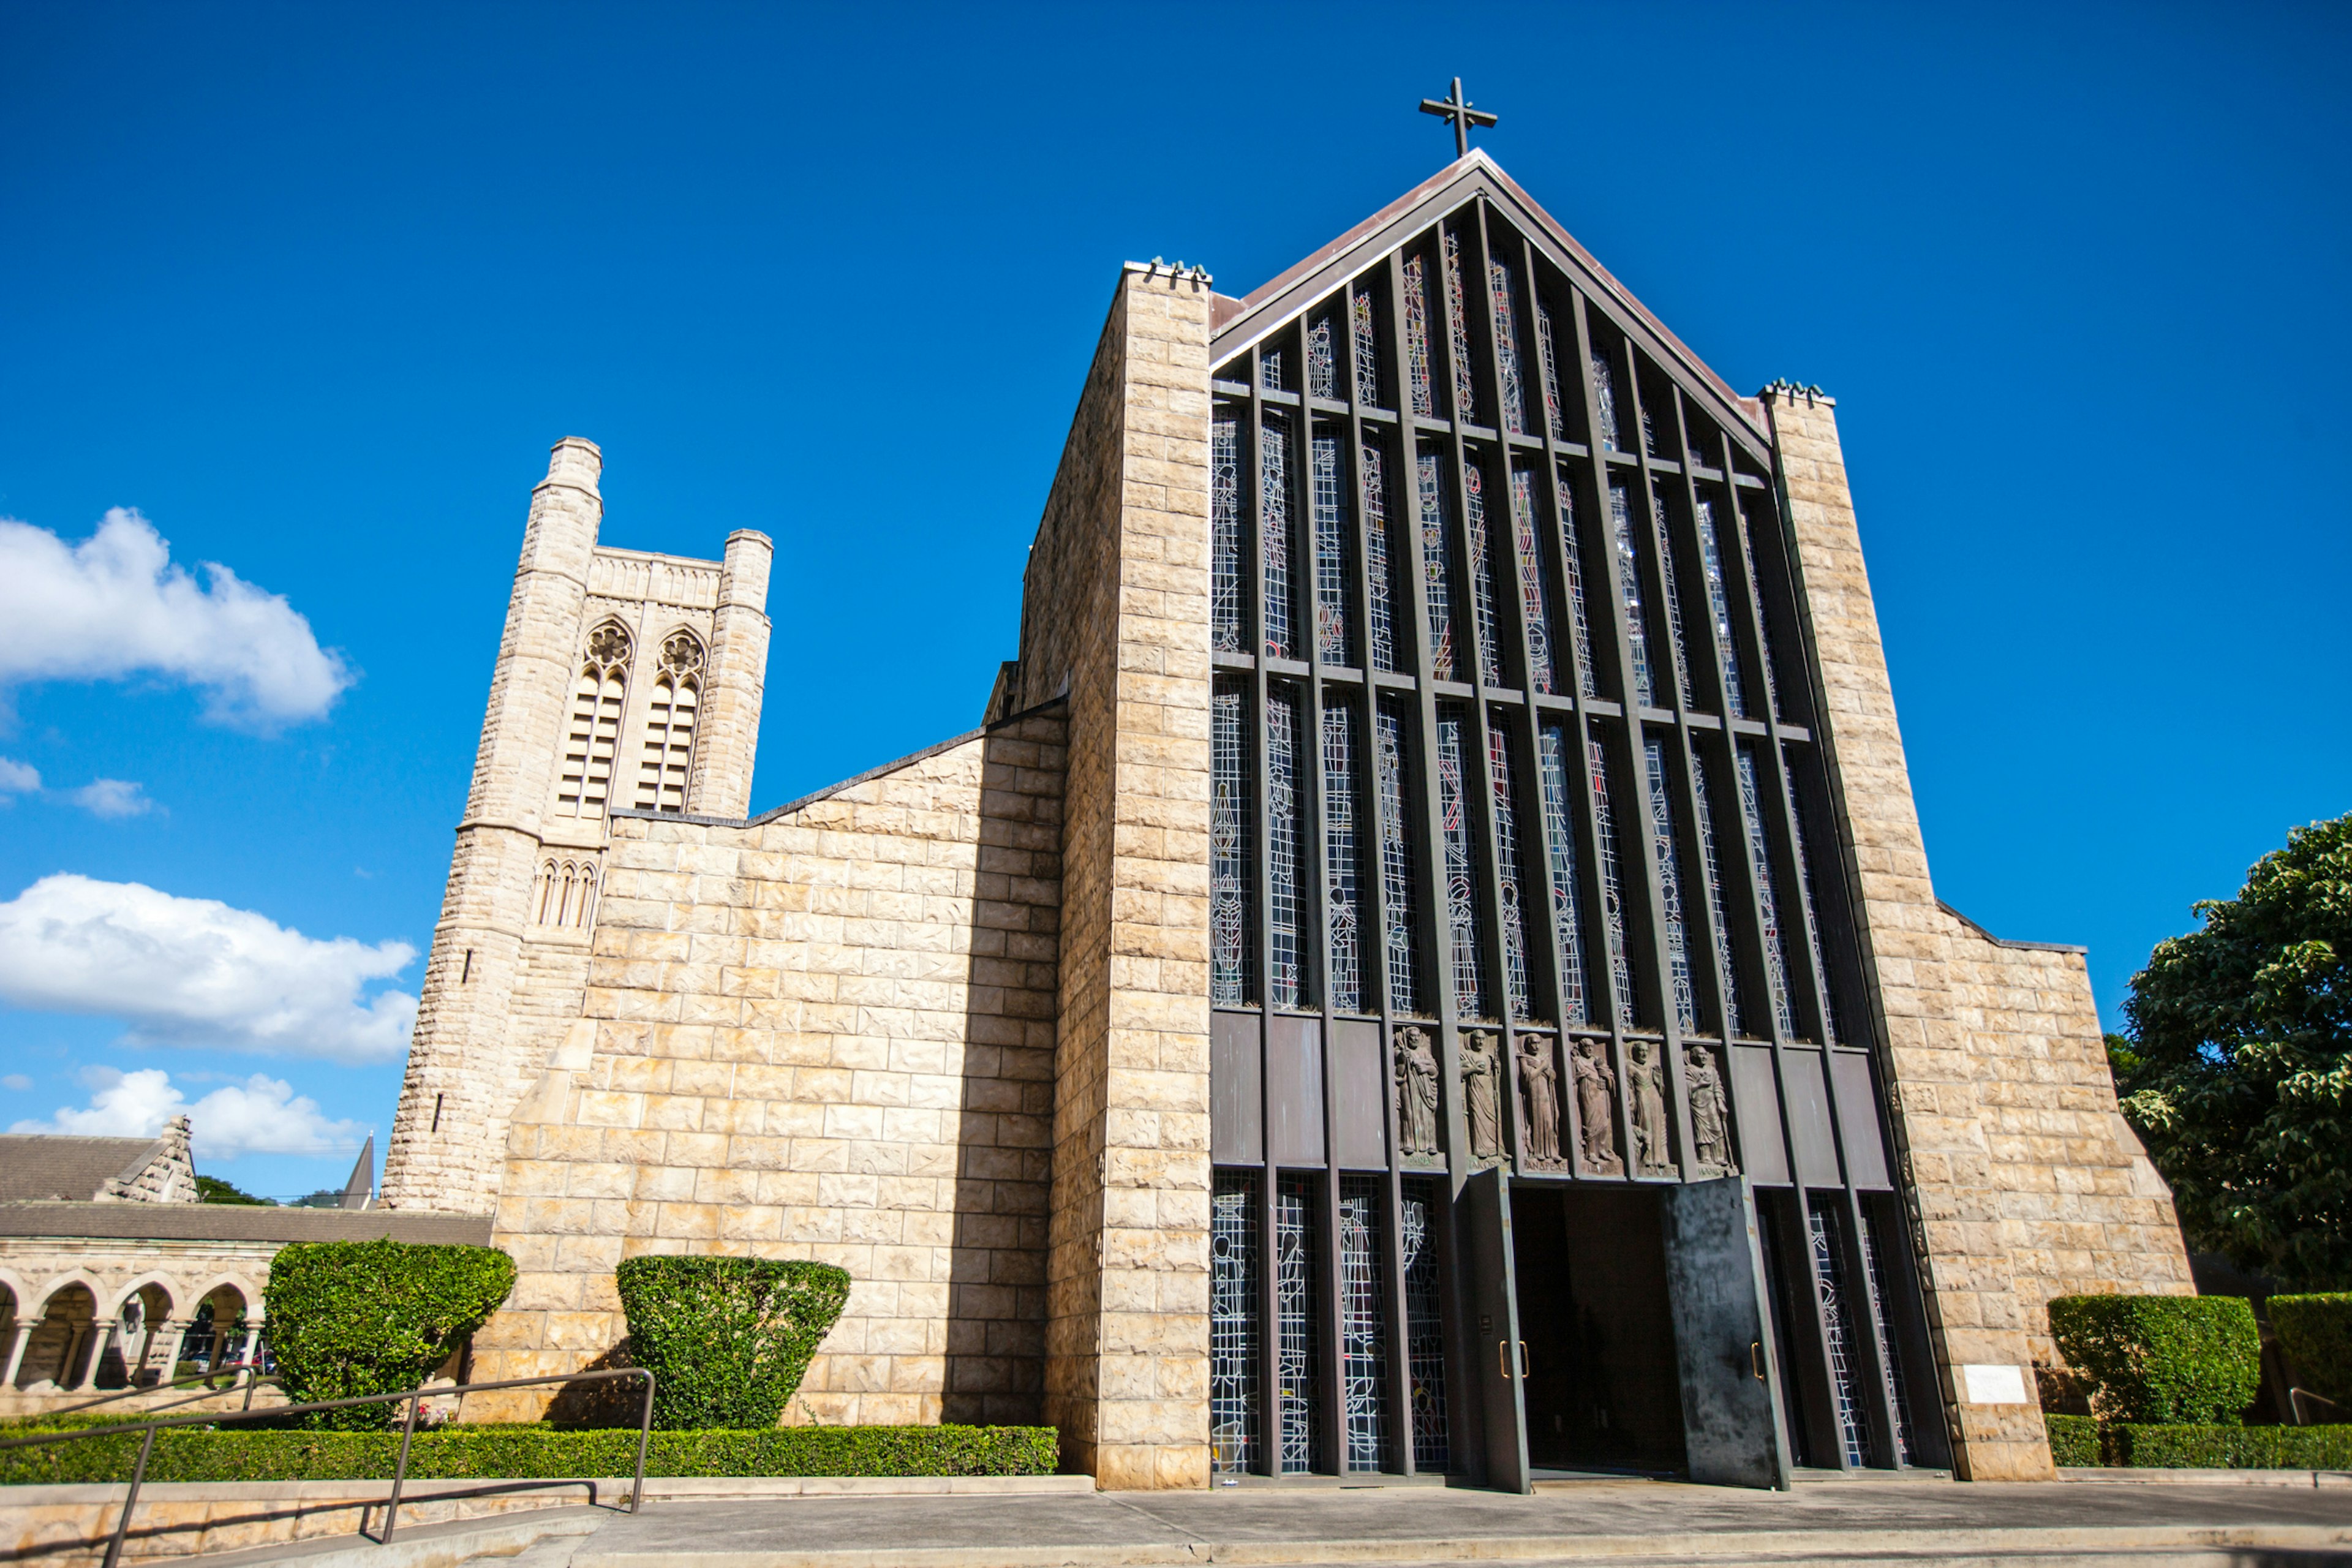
[381,1390,422,1542]
[100,1425,157,1568]
[630,1370,654,1514]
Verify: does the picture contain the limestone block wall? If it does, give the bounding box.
[1014,264,1215,1490]
[1765,388,2191,1482]
[1937,907,2191,1362]
[471,704,1068,1427]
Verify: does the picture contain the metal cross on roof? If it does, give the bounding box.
[1419,77,1498,158]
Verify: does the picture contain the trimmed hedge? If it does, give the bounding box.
[2271,1294,2352,1407]
[266,1241,515,1431]
[2103,1422,2352,1469]
[0,1424,1056,1486]
[616,1256,849,1431]
[2045,1412,2100,1467]
[2046,1294,2260,1425]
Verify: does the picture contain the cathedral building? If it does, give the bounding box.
[381,149,2192,1490]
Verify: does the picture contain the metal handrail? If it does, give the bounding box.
[0,1366,655,1568]
[26,1361,274,1423]
[2290,1385,2344,1426]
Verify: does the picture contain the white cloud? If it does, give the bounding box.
[0,508,352,727]
[69,778,154,818]
[0,1074,31,1092]
[0,758,37,796]
[0,875,417,1062]
[9,1066,363,1159]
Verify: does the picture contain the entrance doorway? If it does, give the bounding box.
[1510,1186,1687,1476]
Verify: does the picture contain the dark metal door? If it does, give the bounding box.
[1463,1165,1529,1493]
[1662,1175,1791,1489]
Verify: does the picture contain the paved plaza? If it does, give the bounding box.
[517,1477,2352,1567]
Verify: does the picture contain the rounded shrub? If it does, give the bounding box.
[615,1255,850,1431]
[2048,1293,2261,1425]
[264,1240,516,1431]
[2270,1294,2352,1406]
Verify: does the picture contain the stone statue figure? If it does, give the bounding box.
[1516,1036,1562,1166]
[1460,1030,1503,1163]
[1686,1044,1738,1177]
[1393,1027,1440,1158]
[1629,1039,1673,1175]
[1572,1039,1623,1177]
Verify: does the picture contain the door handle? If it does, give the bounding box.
[1751,1340,1766,1381]
[1499,1339,1509,1378]
[1520,1340,1530,1380]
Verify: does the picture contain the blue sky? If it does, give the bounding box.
[1,2,2345,1200]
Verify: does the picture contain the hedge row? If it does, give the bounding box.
[0,1425,1057,1486]
[2045,1413,2100,1467]
[2044,1414,2352,1469]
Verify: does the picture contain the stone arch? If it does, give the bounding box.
[95,1274,182,1389]
[175,1279,255,1374]
[14,1280,100,1390]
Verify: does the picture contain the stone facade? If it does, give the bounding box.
[382,439,774,1216]
[437,267,1218,1488]
[377,170,2188,1490]
[1009,266,1215,1490]
[1766,387,2190,1481]
[469,704,1069,1428]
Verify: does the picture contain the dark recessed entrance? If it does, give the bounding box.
[1512,1185,1687,1476]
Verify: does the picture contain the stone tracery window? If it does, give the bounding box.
[530,857,599,930]
[558,622,631,818]
[635,631,703,814]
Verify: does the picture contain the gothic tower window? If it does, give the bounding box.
[558,622,631,818]
[636,632,704,814]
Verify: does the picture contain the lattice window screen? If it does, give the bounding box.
[1860,1206,1918,1464]
[1509,468,1556,695]
[1608,485,1657,708]
[1556,470,1597,698]
[1401,1178,1450,1471]
[1365,443,1399,674]
[557,628,630,818]
[1212,685,1254,1006]
[1490,722,1533,1022]
[1267,687,1306,1009]
[1417,451,1457,682]
[1436,707,1485,1017]
[1376,700,1419,1014]
[1811,1205,1873,1468]
[1589,735,1637,1028]
[1464,462,1504,688]
[636,675,698,813]
[1644,738,1698,1032]
[1276,1173,1321,1474]
[1339,1175,1389,1471]
[1210,1172,1261,1476]
[1312,432,1352,665]
[1691,753,1743,1038]
[1323,701,1363,1015]
[1695,497,1749,718]
[1736,743,1800,1039]
[1538,725,1590,1025]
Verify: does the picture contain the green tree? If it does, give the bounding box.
[195,1174,271,1205]
[2116,813,2352,1290]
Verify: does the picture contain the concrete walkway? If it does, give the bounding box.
[538,1479,2352,1567]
